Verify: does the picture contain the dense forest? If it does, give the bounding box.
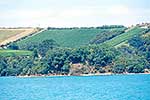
[0,25,150,76]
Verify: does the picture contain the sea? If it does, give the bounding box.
[0,74,150,100]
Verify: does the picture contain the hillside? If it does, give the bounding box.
[0,25,150,76]
[102,27,146,47]
[16,26,147,49]
[17,27,126,48]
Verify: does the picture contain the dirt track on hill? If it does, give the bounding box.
[0,28,39,46]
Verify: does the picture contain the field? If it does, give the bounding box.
[17,28,125,48]
[0,29,24,42]
[102,27,146,47]
[0,50,33,56]
[0,28,39,46]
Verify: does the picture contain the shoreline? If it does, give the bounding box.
[16,72,150,78]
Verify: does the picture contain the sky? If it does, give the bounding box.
[0,0,150,27]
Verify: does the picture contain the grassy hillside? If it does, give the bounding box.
[17,28,125,48]
[102,27,146,47]
[0,50,33,57]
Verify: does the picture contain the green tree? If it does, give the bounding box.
[8,43,19,50]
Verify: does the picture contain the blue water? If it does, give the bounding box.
[0,74,150,100]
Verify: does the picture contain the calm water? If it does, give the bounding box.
[0,74,150,100]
